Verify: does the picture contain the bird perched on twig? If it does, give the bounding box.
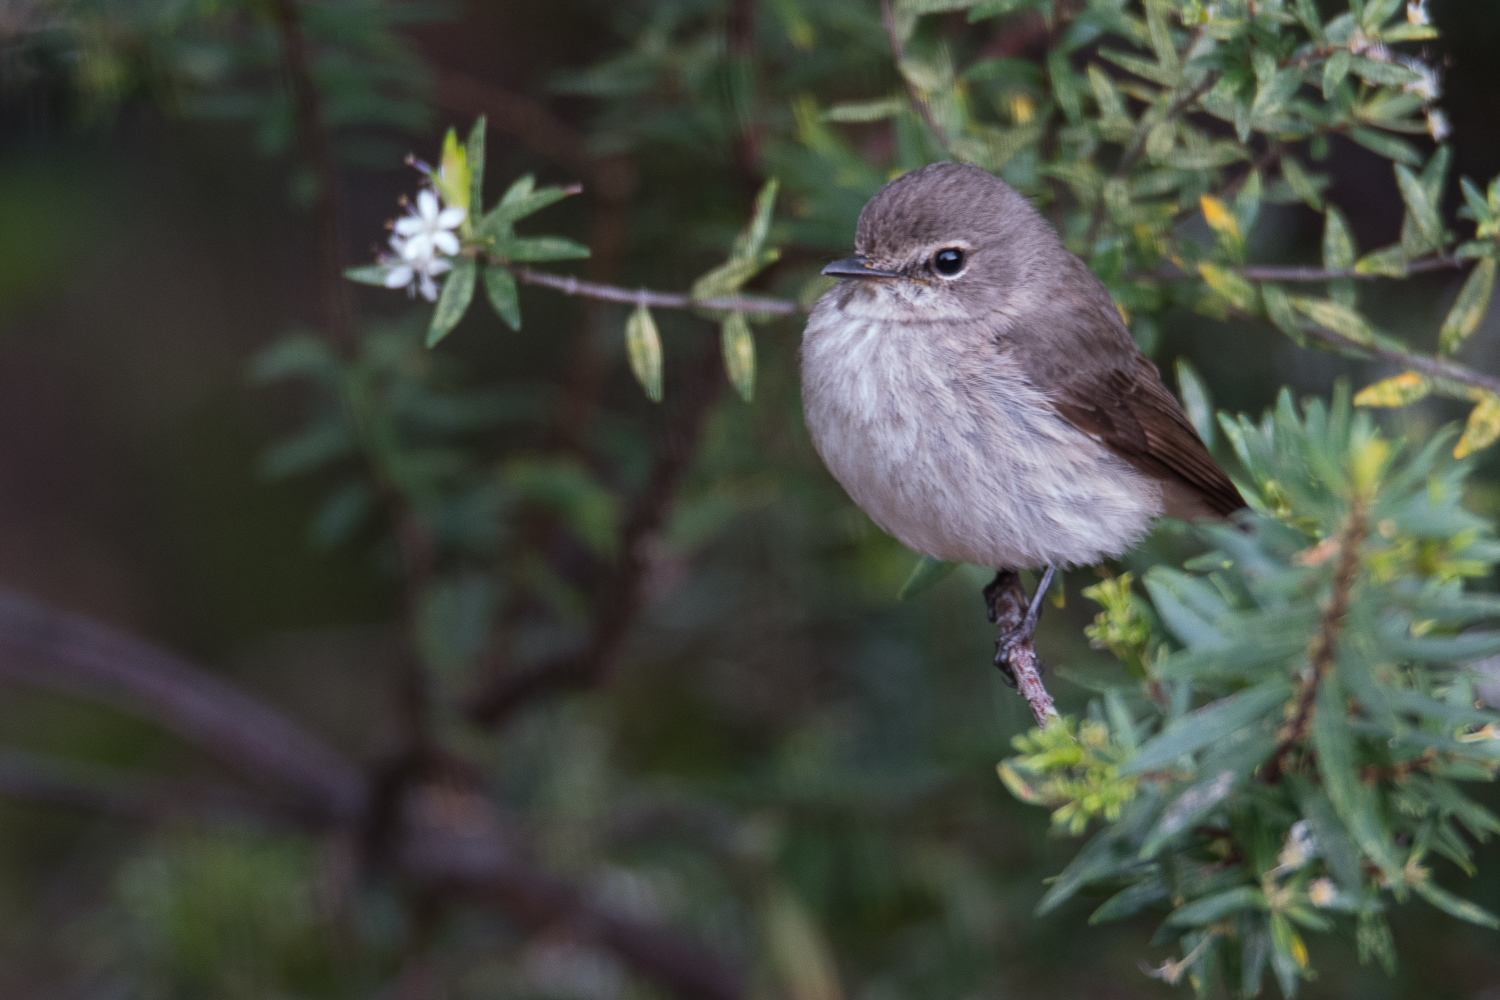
[801,162,1243,682]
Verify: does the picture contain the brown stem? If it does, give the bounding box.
[1261,498,1367,783]
[1298,324,1500,398]
[986,573,1059,727]
[1236,255,1471,282]
[463,345,727,727]
[511,267,800,316]
[269,0,355,352]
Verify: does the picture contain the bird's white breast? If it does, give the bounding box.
[799,299,1162,570]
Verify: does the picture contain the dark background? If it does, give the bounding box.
[2,1,1500,997]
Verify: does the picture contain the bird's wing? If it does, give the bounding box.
[1050,354,1245,518]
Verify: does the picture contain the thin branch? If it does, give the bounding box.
[1299,324,1500,398]
[1236,255,1471,282]
[987,573,1059,728]
[0,747,280,824]
[1262,499,1367,783]
[511,267,802,317]
[880,0,949,152]
[0,588,367,824]
[269,0,356,352]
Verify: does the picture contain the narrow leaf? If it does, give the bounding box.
[899,556,960,599]
[482,265,521,331]
[721,312,756,402]
[1396,164,1444,249]
[466,116,487,223]
[1456,393,1500,458]
[1175,358,1215,448]
[1353,372,1430,408]
[1122,679,1292,775]
[427,257,477,347]
[625,304,664,403]
[1439,257,1496,354]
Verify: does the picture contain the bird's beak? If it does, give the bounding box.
[821,255,903,280]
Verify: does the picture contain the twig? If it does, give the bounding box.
[464,346,729,727]
[880,0,949,152]
[269,0,356,352]
[1299,324,1500,399]
[1262,498,1367,782]
[511,267,801,316]
[0,746,280,823]
[0,588,366,824]
[1236,255,1471,282]
[987,573,1059,727]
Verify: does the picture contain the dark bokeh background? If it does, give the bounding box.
[3,1,1500,998]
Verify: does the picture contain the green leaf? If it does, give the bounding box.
[1411,879,1500,929]
[1313,674,1404,883]
[427,257,478,347]
[494,236,591,262]
[734,178,780,262]
[824,97,907,122]
[1199,263,1259,312]
[1261,283,1307,346]
[1348,128,1423,166]
[1166,886,1266,927]
[1280,156,1324,210]
[899,556,960,599]
[721,312,756,402]
[1355,244,1410,277]
[466,116,487,225]
[1048,49,1082,124]
[1122,678,1292,775]
[1439,257,1496,354]
[478,185,581,236]
[1322,50,1350,99]
[1290,296,1376,344]
[483,265,521,331]
[1322,207,1356,272]
[1089,877,1168,924]
[1269,912,1309,995]
[345,264,391,286]
[624,304,664,403]
[1175,358,1214,448]
[1396,164,1445,249]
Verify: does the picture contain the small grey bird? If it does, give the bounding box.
[801,162,1243,670]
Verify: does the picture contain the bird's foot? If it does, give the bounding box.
[985,566,1056,686]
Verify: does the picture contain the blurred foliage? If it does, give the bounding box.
[5,0,1500,999]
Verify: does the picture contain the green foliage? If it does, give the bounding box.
[1008,391,1500,995]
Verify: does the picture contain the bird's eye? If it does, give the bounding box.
[932,247,966,277]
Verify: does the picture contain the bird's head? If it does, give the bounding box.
[820,162,1060,321]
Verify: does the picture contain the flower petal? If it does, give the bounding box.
[426,257,452,276]
[432,231,460,256]
[384,265,414,288]
[437,206,467,229]
[419,274,440,301]
[401,235,435,261]
[416,189,439,221]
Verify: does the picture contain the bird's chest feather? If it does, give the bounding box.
[799,310,1161,569]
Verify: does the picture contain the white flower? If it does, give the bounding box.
[1308,877,1339,908]
[1407,0,1430,26]
[382,234,452,302]
[1428,107,1451,142]
[393,189,466,262]
[1277,820,1317,872]
[1400,56,1442,102]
